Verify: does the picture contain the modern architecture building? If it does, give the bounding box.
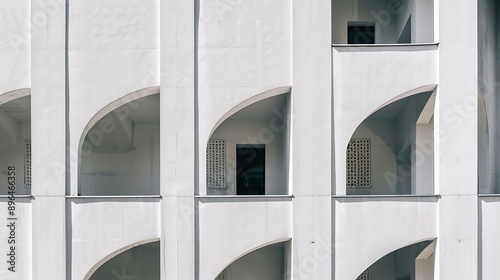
[0,0,495,279]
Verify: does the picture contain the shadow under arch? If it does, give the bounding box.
[77,86,160,196]
[0,89,31,146]
[78,86,160,154]
[208,86,292,140]
[345,85,437,195]
[0,89,32,195]
[212,238,291,280]
[83,238,160,280]
[205,86,292,196]
[355,238,436,280]
[349,84,438,142]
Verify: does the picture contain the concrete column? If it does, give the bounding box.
[160,0,196,278]
[437,0,478,278]
[30,0,67,278]
[292,0,332,279]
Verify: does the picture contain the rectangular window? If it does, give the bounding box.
[346,138,371,187]
[348,21,375,44]
[236,144,265,195]
[207,139,226,189]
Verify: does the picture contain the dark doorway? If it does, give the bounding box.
[237,144,265,195]
[348,22,375,44]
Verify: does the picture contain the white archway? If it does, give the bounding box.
[339,85,437,195]
[204,87,292,196]
[354,239,436,280]
[212,239,291,280]
[78,87,160,196]
[83,238,160,280]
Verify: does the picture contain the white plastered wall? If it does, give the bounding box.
[68,0,160,195]
[0,0,30,94]
[65,1,162,278]
[197,0,292,195]
[334,197,438,279]
[70,199,160,280]
[332,45,438,195]
[197,198,292,280]
[0,198,31,278]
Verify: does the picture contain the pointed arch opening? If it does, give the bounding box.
[356,240,435,280]
[206,87,291,196]
[0,89,31,195]
[346,89,436,195]
[84,239,160,280]
[214,240,291,280]
[78,87,160,196]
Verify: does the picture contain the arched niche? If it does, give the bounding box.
[355,240,436,280]
[206,88,291,196]
[0,89,31,195]
[346,90,436,195]
[84,239,160,280]
[214,240,291,280]
[78,88,160,196]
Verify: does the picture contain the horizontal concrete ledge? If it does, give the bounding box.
[332,194,441,199]
[196,195,293,203]
[65,195,162,199]
[195,195,293,199]
[332,42,439,48]
[478,194,500,197]
[0,195,33,198]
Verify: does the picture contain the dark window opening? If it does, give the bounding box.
[237,144,265,195]
[348,22,375,44]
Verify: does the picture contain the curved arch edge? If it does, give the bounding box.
[83,238,160,280]
[354,237,437,280]
[0,88,31,104]
[345,84,438,152]
[79,86,160,150]
[212,238,291,280]
[208,86,292,141]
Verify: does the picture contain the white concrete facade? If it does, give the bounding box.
[0,0,494,279]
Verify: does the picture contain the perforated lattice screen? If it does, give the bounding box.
[356,268,370,280]
[215,270,226,280]
[25,139,31,187]
[207,140,226,189]
[346,138,371,187]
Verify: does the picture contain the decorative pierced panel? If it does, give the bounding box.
[215,270,226,280]
[356,269,370,280]
[24,139,31,187]
[346,138,371,187]
[207,140,226,189]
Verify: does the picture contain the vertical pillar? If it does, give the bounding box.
[437,0,478,278]
[30,0,67,278]
[160,0,196,278]
[292,0,332,279]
